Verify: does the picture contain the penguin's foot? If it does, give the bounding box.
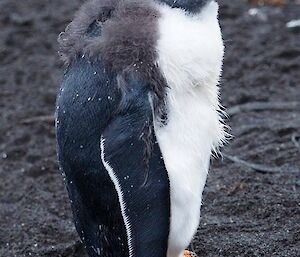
[183,250,198,257]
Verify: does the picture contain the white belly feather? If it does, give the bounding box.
[154,2,225,256]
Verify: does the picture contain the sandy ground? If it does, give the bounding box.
[0,0,299,256]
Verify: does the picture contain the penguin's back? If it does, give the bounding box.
[56,59,129,256]
[56,58,170,257]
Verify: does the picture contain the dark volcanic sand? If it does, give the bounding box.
[0,0,299,256]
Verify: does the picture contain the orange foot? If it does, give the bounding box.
[184,250,198,257]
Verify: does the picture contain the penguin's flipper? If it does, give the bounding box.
[100,74,170,257]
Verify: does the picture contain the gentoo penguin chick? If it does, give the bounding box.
[56,0,226,257]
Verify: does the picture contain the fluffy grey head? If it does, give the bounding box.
[59,0,159,70]
[58,0,167,118]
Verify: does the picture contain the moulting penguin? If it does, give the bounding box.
[56,0,226,256]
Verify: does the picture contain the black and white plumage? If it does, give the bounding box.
[56,1,226,257]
